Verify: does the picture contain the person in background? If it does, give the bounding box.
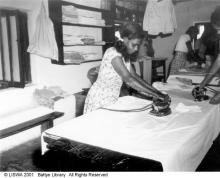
[137,34,155,59]
[130,33,155,79]
[198,8,220,67]
[169,26,199,75]
[83,22,169,114]
[196,6,220,104]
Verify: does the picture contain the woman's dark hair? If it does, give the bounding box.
[114,22,144,61]
[211,6,220,27]
[186,26,199,36]
[119,22,143,40]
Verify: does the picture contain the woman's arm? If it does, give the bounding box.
[111,57,165,99]
[186,40,193,54]
[130,64,149,84]
[130,64,165,96]
[200,53,220,88]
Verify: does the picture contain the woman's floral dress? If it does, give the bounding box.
[83,47,130,114]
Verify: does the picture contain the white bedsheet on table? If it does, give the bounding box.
[167,72,220,85]
[41,86,220,171]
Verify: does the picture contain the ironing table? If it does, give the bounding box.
[41,79,220,171]
[167,68,220,86]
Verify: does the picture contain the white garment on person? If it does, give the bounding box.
[143,0,177,35]
[83,47,130,114]
[175,34,191,53]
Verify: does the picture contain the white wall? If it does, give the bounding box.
[0,0,219,106]
[0,0,101,94]
[1,0,218,96]
[31,55,99,93]
[0,0,101,151]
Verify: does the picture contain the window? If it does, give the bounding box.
[194,22,210,40]
[0,9,31,89]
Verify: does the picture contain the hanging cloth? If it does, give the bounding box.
[143,0,177,35]
[27,1,58,60]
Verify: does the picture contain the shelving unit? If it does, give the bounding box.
[64,59,102,65]
[114,0,146,25]
[62,22,112,28]
[48,0,115,65]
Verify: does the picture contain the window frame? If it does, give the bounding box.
[194,21,211,40]
[0,9,31,89]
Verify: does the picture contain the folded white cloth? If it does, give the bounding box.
[174,103,201,113]
[153,82,192,91]
[178,68,188,72]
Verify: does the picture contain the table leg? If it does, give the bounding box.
[143,60,152,84]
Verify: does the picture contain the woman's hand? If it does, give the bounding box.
[209,92,220,105]
[157,93,171,103]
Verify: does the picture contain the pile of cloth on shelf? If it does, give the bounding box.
[64,0,102,9]
[62,5,106,26]
[63,34,95,45]
[33,86,70,109]
[64,51,99,64]
[64,51,85,64]
[63,34,105,45]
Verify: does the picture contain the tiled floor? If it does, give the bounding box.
[0,137,220,171]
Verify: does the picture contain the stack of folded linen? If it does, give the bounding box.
[62,5,106,26]
[63,34,105,45]
[62,5,78,23]
[63,34,95,45]
[80,35,95,44]
[77,16,105,26]
[64,50,99,63]
[63,34,84,45]
[63,0,101,9]
[81,52,99,61]
[64,51,85,64]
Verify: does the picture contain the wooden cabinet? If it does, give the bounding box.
[114,0,146,25]
[48,0,115,65]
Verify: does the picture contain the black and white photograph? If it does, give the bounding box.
[0,0,220,175]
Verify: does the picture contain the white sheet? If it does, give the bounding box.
[41,90,220,171]
[167,74,220,86]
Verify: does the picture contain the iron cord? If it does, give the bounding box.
[100,103,152,112]
[206,86,218,93]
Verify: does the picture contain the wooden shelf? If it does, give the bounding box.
[63,41,114,47]
[114,19,129,24]
[115,5,145,15]
[49,0,115,65]
[62,0,110,13]
[52,59,102,65]
[62,22,112,28]
[114,19,142,26]
[64,44,105,46]
[82,59,102,63]
[114,1,146,24]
